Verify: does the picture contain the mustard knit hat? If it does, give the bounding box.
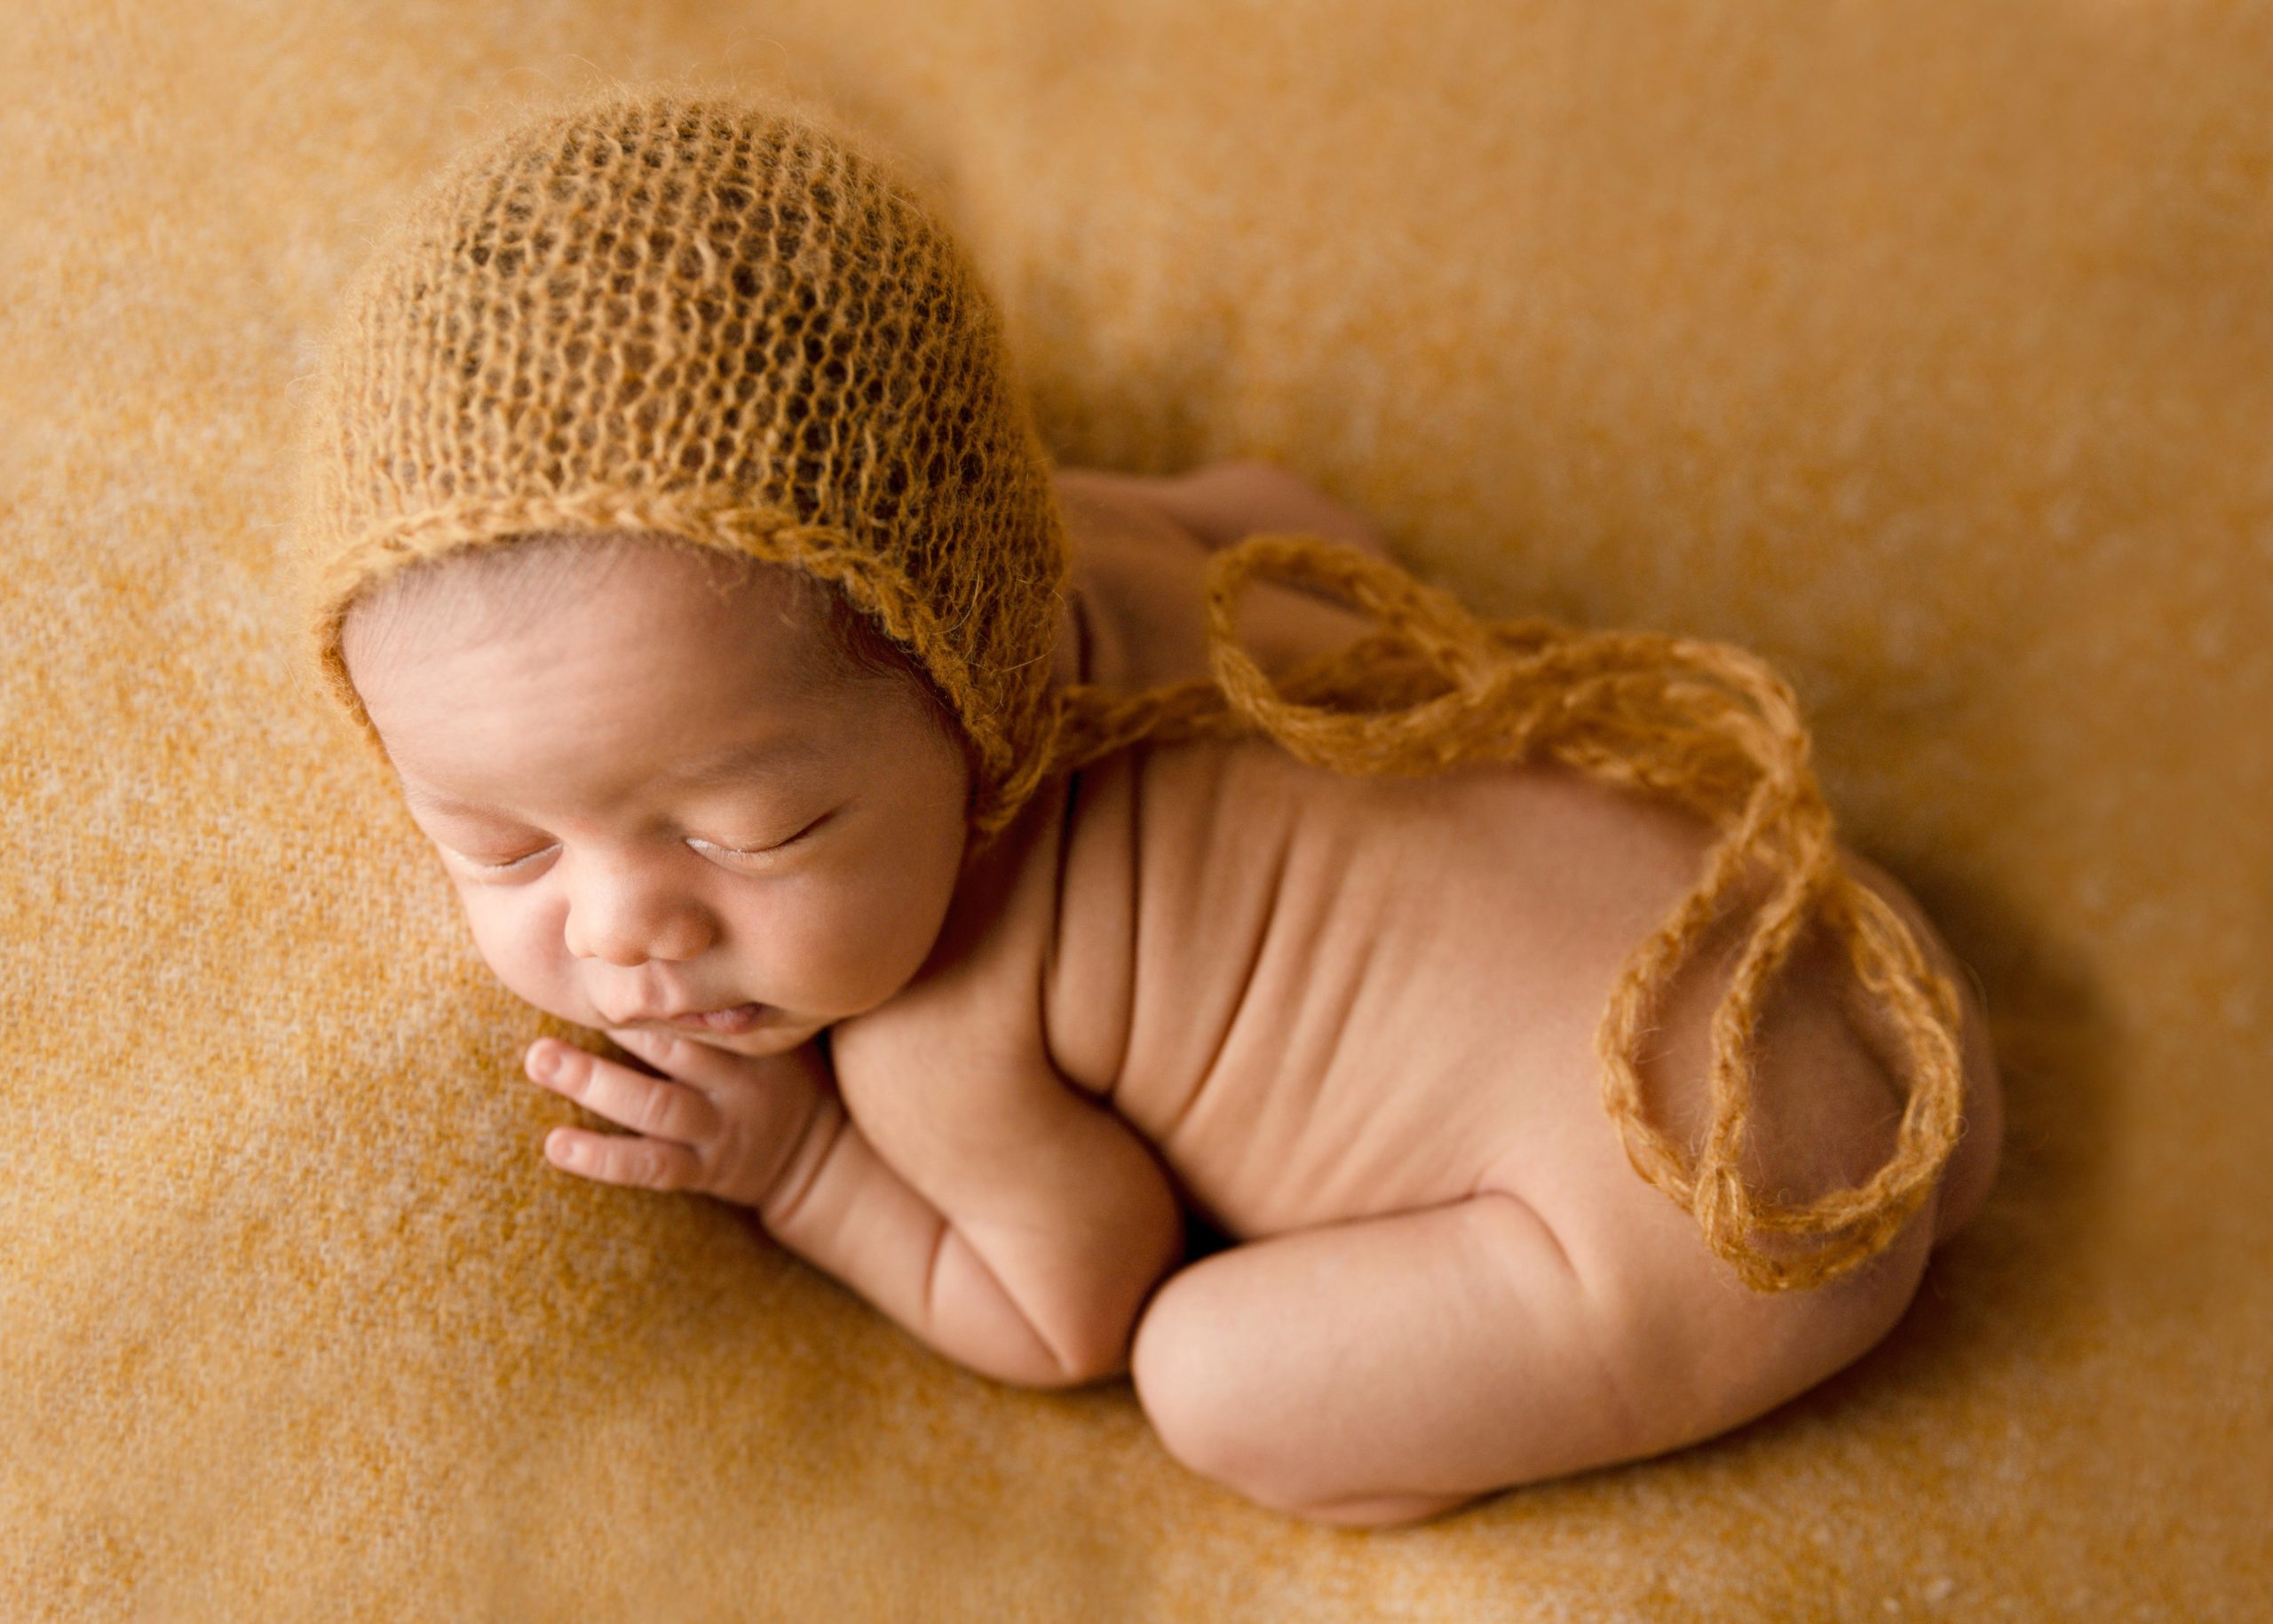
[293,83,1971,1297]
[290,83,1070,847]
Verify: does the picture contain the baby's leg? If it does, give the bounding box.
[1129,1182,1933,1529]
[1129,1190,1647,1528]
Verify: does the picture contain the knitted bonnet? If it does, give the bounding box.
[293,84,1969,1296]
[291,83,1070,847]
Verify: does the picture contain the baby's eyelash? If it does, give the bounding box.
[687,834,794,861]
[459,846,554,873]
[454,818,822,875]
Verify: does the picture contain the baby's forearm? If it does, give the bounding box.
[751,1077,1182,1390]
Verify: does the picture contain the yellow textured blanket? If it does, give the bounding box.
[4,1,2266,1617]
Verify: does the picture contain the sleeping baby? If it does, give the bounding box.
[294,86,2003,1529]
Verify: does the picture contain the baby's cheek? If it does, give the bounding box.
[454,893,574,1010]
[772,892,925,1011]
[782,859,958,1012]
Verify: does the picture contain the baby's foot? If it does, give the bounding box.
[1154,458,1397,561]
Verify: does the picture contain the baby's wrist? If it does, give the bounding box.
[716,1040,840,1216]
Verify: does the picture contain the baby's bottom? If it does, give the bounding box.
[1129,1179,1936,1530]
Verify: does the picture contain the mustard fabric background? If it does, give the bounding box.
[4,2,2266,1618]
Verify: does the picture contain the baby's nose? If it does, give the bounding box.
[562,875,714,966]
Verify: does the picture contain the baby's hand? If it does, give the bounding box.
[523,1029,829,1210]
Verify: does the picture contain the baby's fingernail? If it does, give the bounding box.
[529,1044,559,1081]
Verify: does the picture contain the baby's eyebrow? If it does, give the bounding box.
[666,733,824,784]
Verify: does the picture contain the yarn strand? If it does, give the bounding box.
[1041,531,1968,1293]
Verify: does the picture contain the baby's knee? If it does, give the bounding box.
[1128,1256,1353,1515]
[1127,1264,1248,1491]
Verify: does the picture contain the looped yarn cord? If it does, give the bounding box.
[1041,532,1967,1294]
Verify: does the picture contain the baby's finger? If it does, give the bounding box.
[543,1126,704,1192]
[527,1040,720,1144]
[606,1026,758,1092]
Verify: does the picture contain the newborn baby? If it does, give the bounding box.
[299,89,2003,1530]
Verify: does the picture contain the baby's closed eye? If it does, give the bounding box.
[432,807,834,878]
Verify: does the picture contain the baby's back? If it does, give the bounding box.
[1040,726,2000,1273]
[1044,733,1689,1244]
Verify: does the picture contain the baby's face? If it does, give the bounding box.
[343,543,970,1058]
